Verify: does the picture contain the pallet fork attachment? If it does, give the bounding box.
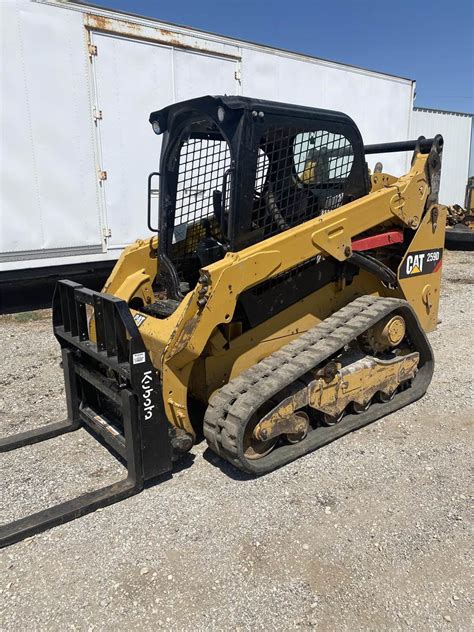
[0,281,173,548]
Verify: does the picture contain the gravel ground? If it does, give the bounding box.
[1,250,473,631]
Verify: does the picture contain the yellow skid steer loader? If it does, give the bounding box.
[0,96,446,547]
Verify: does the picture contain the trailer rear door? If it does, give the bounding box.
[90,32,240,252]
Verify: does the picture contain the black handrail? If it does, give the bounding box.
[364,135,443,155]
[147,171,160,232]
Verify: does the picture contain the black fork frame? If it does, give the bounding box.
[0,280,173,548]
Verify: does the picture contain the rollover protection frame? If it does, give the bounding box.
[0,280,173,548]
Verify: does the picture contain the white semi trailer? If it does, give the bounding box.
[1,0,416,287]
[410,107,472,207]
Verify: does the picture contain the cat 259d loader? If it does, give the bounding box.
[0,96,446,547]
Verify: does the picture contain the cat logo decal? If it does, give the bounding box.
[399,248,443,279]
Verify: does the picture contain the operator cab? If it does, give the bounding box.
[148,96,369,303]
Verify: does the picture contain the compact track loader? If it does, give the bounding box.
[0,96,446,547]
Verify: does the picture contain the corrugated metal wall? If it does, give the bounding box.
[410,108,472,206]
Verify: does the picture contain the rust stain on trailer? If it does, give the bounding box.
[88,14,111,31]
[86,14,143,35]
[85,14,191,47]
[157,28,185,48]
[84,13,240,59]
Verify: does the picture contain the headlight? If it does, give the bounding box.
[152,120,162,135]
[217,106,225,122]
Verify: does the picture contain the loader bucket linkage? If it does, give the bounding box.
[0,280,173,548]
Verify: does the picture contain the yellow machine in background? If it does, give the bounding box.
[1,96,446,546]
[445,176,474,250]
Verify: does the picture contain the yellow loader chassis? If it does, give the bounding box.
[107,150,445,438]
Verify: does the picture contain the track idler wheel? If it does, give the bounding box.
[359,315,406,353]
[284,411,310,444]
[352,399,372,414]
[322,410,345,426]
[376,389,396,403]
[250,409,310,456]
[244,413,279,460]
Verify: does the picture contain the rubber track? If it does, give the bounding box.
[203,295,431,474]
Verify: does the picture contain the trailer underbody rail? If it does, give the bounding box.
[0,281,173,548]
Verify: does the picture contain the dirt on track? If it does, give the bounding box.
[0,249,473,631]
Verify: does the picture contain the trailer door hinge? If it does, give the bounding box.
[103,227,112,239]
[93,108,103,121]
[234,69,241,82]
[98,170,107,181]
[88,44,97,59]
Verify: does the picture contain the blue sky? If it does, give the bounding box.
[90,0,473,171]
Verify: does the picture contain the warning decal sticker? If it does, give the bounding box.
[399,248,443,279]
[133,313,147,328]
[132,352,146,365]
